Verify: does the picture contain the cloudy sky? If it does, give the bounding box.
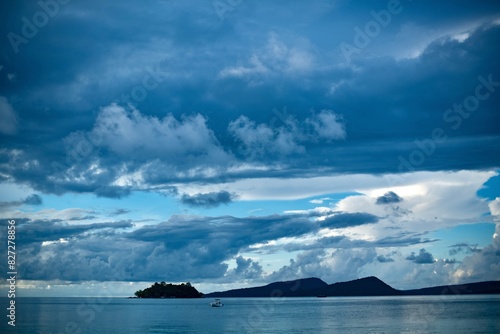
[0,0,499,296]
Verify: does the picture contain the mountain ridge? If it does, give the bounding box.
[204,276,500,297]
[205,277,328,297]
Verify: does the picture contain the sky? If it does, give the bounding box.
[0,0,499,297]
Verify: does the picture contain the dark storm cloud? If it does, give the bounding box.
[449,242,482,256]
[181,191,235,208]
[224,256,264,280]
[406,248,435,264]
[273,236,347,253]
[376,191,403,205]
[110,208,131,216]
[0,194,42,208]
[67,214,97,221]
[271,233,435,253]
[15,218,133,244]
[23,194,42,205]
[127,214,316,250]
[9,213,316,281]
[377,255,395,263]
[1,0,499,198]
[94,185,132,199]
[1,0,499,290]
[320,212,379,229]
[8,208,383,281]
[375,235,438,247]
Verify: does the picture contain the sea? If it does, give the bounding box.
[1,295,500,333]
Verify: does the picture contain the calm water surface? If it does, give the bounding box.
[1,295,499,333]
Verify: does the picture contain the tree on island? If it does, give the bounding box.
[134,282,203,298]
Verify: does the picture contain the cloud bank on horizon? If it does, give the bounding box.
[0,0,499,295]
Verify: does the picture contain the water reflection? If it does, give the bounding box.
[3,295,499,333]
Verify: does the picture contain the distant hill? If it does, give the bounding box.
[205,276,500,298]
[205,277,328,297]
[302,276,402,297]
[403,280,500,296]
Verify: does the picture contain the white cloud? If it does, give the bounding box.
[394,18,497,60]
[327,179,500,287]
[228,115,305,158]
[0,182,37,204]
[182,170,494,203]
[489,198,500,249]
[490,198,500,218]
[309,197,333,204]
[219,55,268,78]
[453,243,500,283]
[177,170,496,248]
[89,104,231,165]
[306,110,346,141]
[9,208,98,224]
[228,110,344,158]
[0,96,17,135]
[218,33,315,79]
[351,170,493,219]
[269,247,379,284]
[495,223,500,250]
[263,33,314,73]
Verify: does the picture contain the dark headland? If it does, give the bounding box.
[204,276,500,298]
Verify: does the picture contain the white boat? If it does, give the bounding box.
[210,298,223,307]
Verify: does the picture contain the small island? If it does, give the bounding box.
[134,282,203,298]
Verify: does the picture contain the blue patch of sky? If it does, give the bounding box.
[182,192,362,218]
[29,191,363,223]
[428,222,496,260]
[25,191,183,223]
[477,170,500,200]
